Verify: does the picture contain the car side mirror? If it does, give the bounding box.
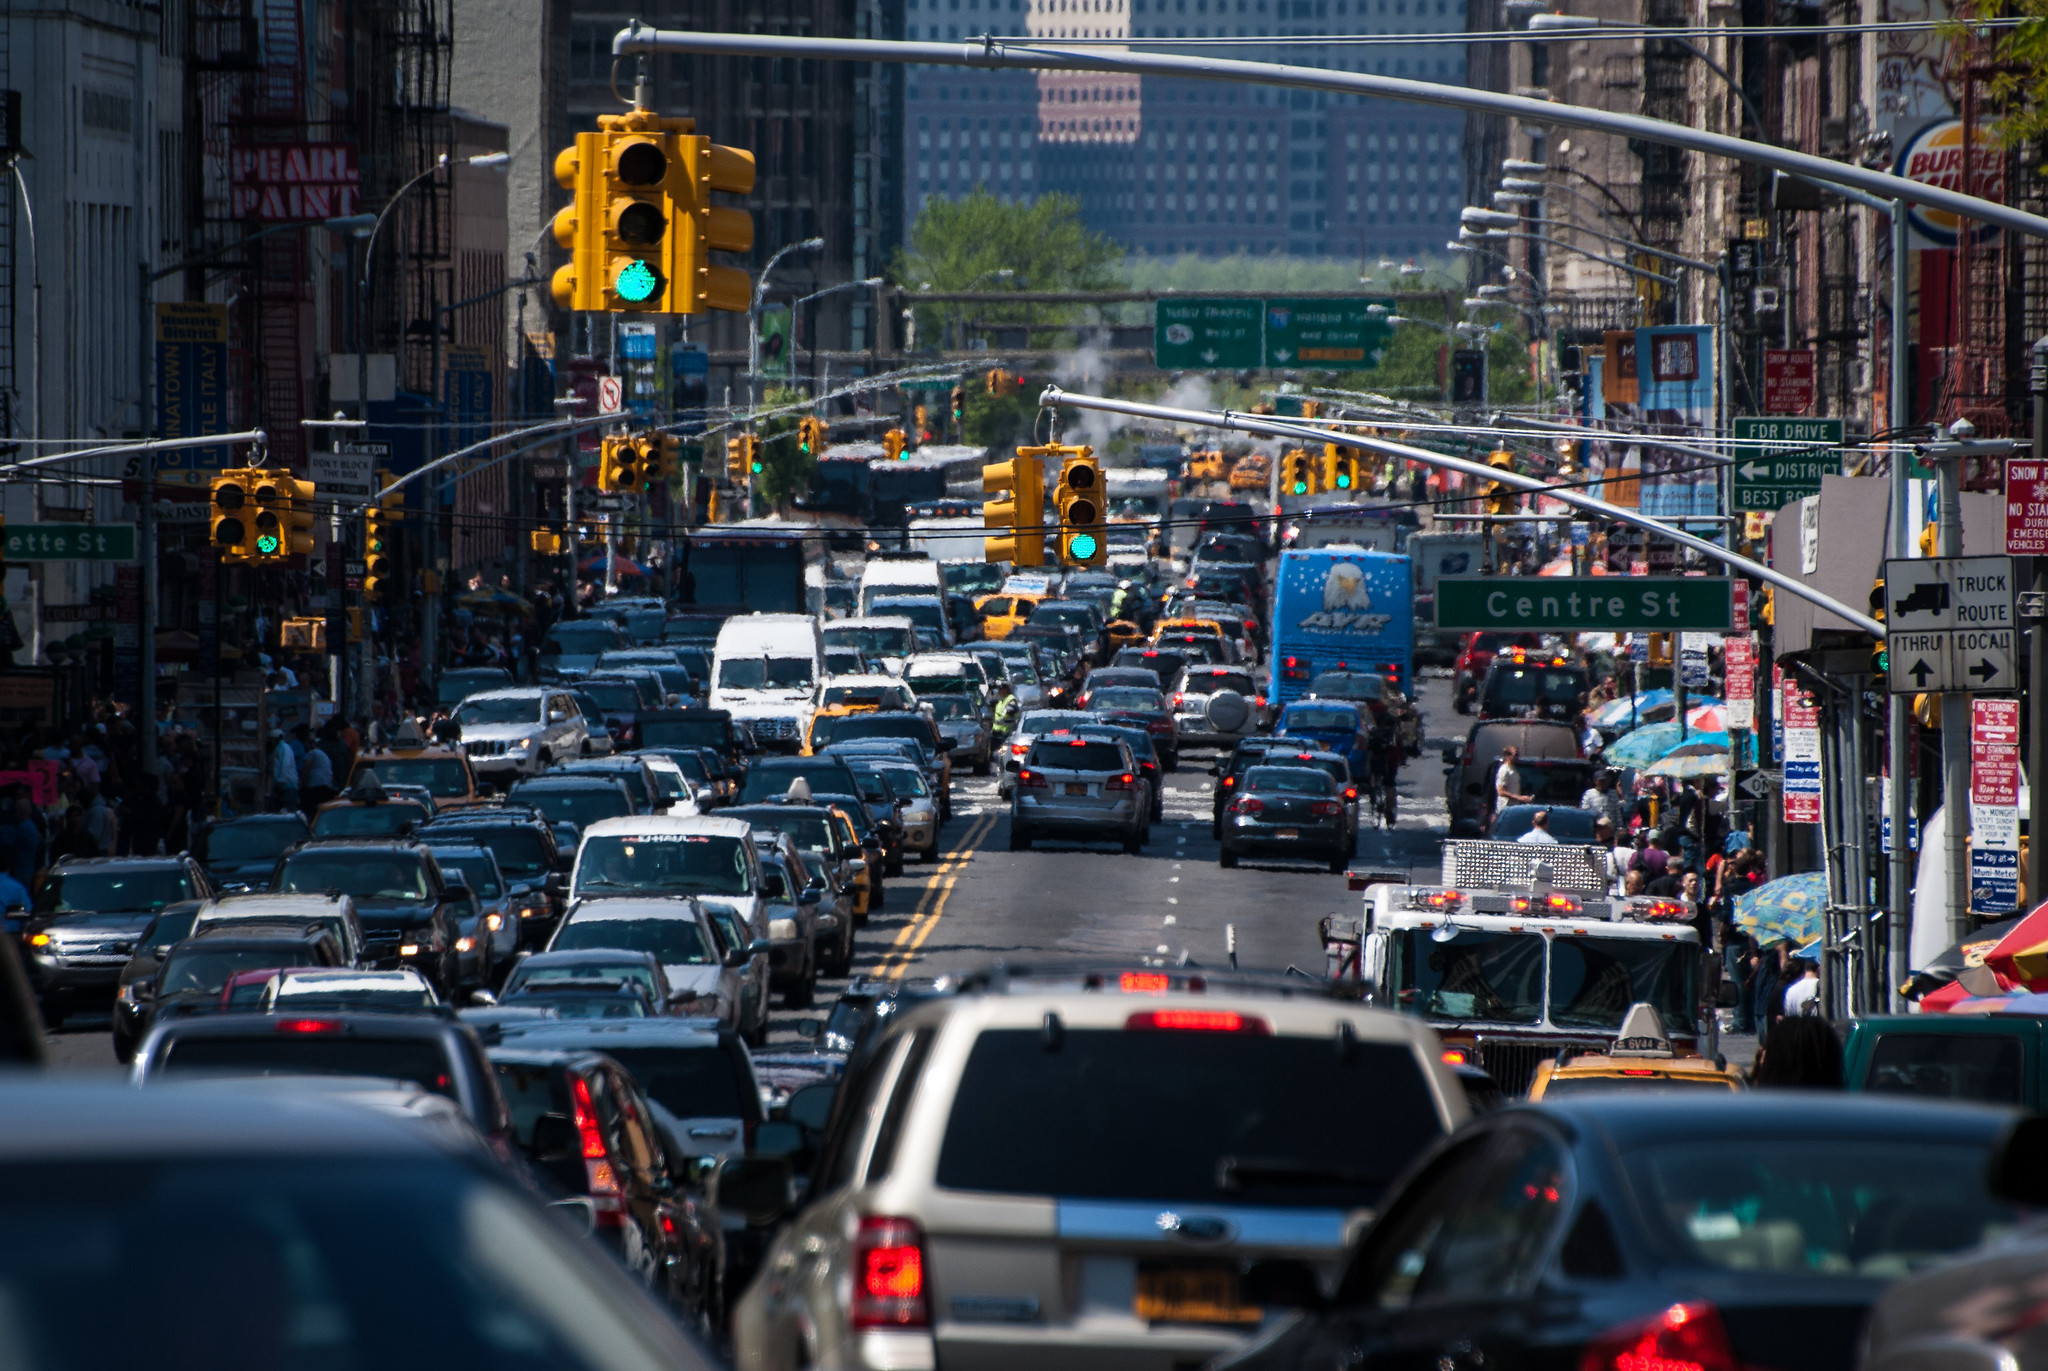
[549,1197,596,1232]
[753,1121,805,1158]
[545,872,567,893]
[153,946,169,960]
[1441,744,1460,765]
[1989,1115,2048,1206]
[713,1155,794,1225]
[469,988,498,1008]
[786,1081,838,1133]
[530,1111,579,1163]
[748,937,772,957]
[936,737,956,752]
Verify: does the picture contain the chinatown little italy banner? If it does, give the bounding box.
[1589,326,1719,519]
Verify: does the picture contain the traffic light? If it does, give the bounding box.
[796,416,826,461]
[1871,578,1888,675]
[1322,443,1359,493]
[653,434,681,485]
[1281,449,1317,498]
[983,448,1047,567]
[275,473,317,559]
[246,469,296,560]
[725,435,749,486]
[210,468,257,562]
[950,384,965,428]
[914,405,931,444]
[1052,446,1105,567]
[623,435,662,493]
[364,476,401,602]
[1299,399,1322,419]
[1483,446,1516,516]
[598,435,638,493]
[1646,633,1672,667]
[985,368,1014,396]
[882,428,907,461]
[668,125,755,313]
[530,529,563,555]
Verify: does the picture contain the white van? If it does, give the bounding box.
[711,613,823,751]
[819,615,919,676]
[857,553,943,615]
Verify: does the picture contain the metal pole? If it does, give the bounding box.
[2030,339,2048,913]
[136,263,159,779]
[1846,676,1869,1014]
[1888,200,1914,1010]
[1937,450,1971,944]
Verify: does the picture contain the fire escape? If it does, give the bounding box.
[248,0,309,465]
[363,0,454,402]
[1633,0,1690,329]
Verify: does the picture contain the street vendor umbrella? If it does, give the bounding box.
[1734,869,1828,944]
[578,553,648,578]
[1593,690,1672,732]
[1918,979,2011,1014]
[1981,900,2048,991]
[1645,739,1733,780]
[1685,701,1730,732]
[1603,721,1686,769]
[1907,913,2026,1002]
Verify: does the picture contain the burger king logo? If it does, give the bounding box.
[1895,119,2004,247]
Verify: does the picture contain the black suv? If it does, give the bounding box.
[135,924,347,1039]
[269,841,474,996]
[25,856,214,1028]
[191,813,310,893]
[635,707,754,767]
[416,805,568,947]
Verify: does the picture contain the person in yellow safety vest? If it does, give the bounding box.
[992,682,1021,740]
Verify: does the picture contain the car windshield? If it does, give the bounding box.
[358,758,469,798]
[1244,768,1334,794]
[1486,667,1588,706]
[638,717,729,750]
[1390,928,1545,1024]
[312,805,424,839]
[907,668,976,694]
[277,853,430,901]
[821,684,910,708]
[1090,688,1165,711]
[573,833,751,897]
[138,909,199,954]
[874,768,929,799]
[552,915,715,965]
[938,1029,1442,1209]
[732,809,834,853]
[923,696,977,721]
[871,600,946,631]
[1283,706,1359,732]
[592,674,662,708]
[509,961,659,998]
[424,827,551,880]
[1549,936,1696,1035]
[504,989,650,1018]
[823,626,916,657]
[600,1046,750,1119]
[1860,1032,2028,1103]
[200,822,305,865]
[577,681,641,712]
[275,984,438,1012]
[1491,807,1602,843]
[1625,1139,2013,1278]
[719,657,816,690]
[804,716,931,752]
[435,855,503,900]
[545,623,619,654]
[1311,672,1385,700]
[160,947,312,995]
[509,785,633,831]
[1027,740,1125,771]
[1030,604,1096,627]
[1187,671,1257,696]
[36,868,191,915]
[1019,712,1097,734]
[455,697,542,726]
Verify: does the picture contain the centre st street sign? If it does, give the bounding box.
[1729,417,1844,512]
[1436,576,1734,632]
[1152,297,1394,371]
[3,524,138,561]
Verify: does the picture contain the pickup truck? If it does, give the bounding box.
[1843,1013,2045,1106]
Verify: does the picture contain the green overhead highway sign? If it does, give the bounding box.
[1155,299,1264,370]
[1153,297,1395,371]
[1730,417,1843,512]
[1436,576,1734,632]
[2,524,138,562]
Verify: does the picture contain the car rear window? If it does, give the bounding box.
[1244,767,1334,794]
[1027,741,1126,771]
[1861,1032,2027,1103]
[937,1028,1442,1209]
[600,1045,756,1121]
[1188,671,1257,696]
[157,1036,458,1097]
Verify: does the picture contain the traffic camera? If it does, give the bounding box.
[984,448,1047,567]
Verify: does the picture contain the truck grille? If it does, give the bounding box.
[1478,1038,1608,1096]
[748,717,799,741]
[465,740,510,757]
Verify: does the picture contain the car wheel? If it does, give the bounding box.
[1219,849,1238,869]
[1152,799,1163,824]
[973,756,992,776]
[536,749,551,770]
[1010,825,1032,851]
[887,856,904,878]
[113,1033,135,1065]
[1164,751,1179,773]
[921,840,941,863]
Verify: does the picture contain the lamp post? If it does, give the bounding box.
[790,277,885,395]
[1522,13,1767,139]
[745,238,826,512]
[1367,301,1490,406]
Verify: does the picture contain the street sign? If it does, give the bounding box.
[1882,555,2019,693]
[2,524,137,561]
[1729,416,1843,512]
[2006,458,2048,554]
[1972,698,2021,913]
[597,375,623,415]
[1262,298,1394,371]
[309,448,376,501]
[1738,771,1772,800]
[1155,299,1263,370]
[1783,687,1822,824]
[1761,349,1816,414]
[1724,635,1756,729]
[1435,576,1732,632]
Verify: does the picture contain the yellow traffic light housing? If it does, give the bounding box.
[1483,446,1516,516]
[1646,633,1672,667]
[882,429,907,461]
[247,469,291,560]
[669,129,755,313]
[983,448,1047,567]
[211,468,258,562]
[599,435,647,493]
[725,435,748,486]
[1322,443,1359,494]
[364,475,401,602]
[1051,445,1105,567]
[950,384,966,426]
[1871,578,1888,675]
[602,127,672,309]
[530,529,564,555]
[797,416,826,461]
[914,405,931,444]
[1281,449,1317,498]
[275,475,317,559]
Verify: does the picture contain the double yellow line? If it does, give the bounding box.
[874,812,996,981]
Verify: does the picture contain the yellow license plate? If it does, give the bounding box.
[1135,1266,1261,1325]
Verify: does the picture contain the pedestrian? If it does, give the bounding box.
[48,806,94,862]
[1752,940,1789,1034]
[300,733,336,813]
[1750,1013,1843,1088]
[0,788,40,889]
[1493,745,1531,821]
[269,730,300,815]
[81,788,117,858]
[1781,955,1820,1017]
[1579,771,1626,828]
[1646,855,1686,899]
[1516,808,1559,845]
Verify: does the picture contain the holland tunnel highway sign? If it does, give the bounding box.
[1436,576,1734,633]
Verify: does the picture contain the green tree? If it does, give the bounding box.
[960,374,1041,450]
[895,190,1123,348]
[753,387,814,512]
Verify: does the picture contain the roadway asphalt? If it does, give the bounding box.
[42,674,1463,1070]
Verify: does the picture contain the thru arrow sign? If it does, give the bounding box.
[1909,658,1936,686]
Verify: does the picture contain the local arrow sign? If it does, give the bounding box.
[1730,417,1843,512]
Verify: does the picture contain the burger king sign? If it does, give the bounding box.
[1895,118,2005,248]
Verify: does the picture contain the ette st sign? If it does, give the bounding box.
[1436,576,1733,632]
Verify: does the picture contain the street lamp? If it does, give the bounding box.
[1523,13,1766,137]
[749,236,826,418]
[790,276,886,389]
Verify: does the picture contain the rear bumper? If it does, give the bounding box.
[1222,818,1347,854]
[932,1323,1246,1371]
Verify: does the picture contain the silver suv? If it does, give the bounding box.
[731,969,1467,1371]
[1010,734,1147,853]
[452,688,591,781]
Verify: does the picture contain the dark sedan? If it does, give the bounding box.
[1217,1094,2019,1371]
[1217,766,1350,872]
[1076,685,1179,769]
[193,813,310,893]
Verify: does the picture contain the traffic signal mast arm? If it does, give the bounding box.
[1039,385,1888,637]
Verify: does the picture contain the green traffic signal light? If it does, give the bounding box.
[1336,473,1352,489]
[1291,481,1307,495]
[751,460,764,474]
[256,532,280,554]
[615,259,661,303]
[1068,532,1098,561]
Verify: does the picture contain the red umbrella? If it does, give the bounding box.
[577,553,648,578]
[1919,980,1983,1014]
[1981,899,2048,990]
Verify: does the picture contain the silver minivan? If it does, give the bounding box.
[1010,735,1147,853]
[731,973,1468,1371]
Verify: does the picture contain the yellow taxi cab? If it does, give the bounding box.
[822,802,874,920]
[1185,449,1230,482]
[815,675,917,714]
[1523,1004,1744,1100]
[1153,618,1228,653]
[346,720,486,810]
[975,592,1045,641]
[1105,619,1146,653]
[1227,452,1270,490]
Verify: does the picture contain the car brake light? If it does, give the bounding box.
[1578,1302,1738,1371]
[1173,693,1185,708]
[1108,772,1138,790]
[1621,1068,1658,1077]
[273,1018,344,1034]
[851,1216,930,1328]
[1018,769,1049,789]
[1120,971,1170,993]
[1234,796,1264,815]
[1126,1009,1269,1034]
[1010,741,1028,755]
[1440,1047,1469,1066]
[1310,800,1343,817]
[1344,786,1358,800]
[1222,775,1236,788]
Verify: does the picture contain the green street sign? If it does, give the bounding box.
[1155,299,1264,370]
[1262,297,1394,371]
[1730,417,1843,512]
[3,524,138,562]
[1436,576,1733,632]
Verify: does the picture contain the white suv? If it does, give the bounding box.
[452,688,589,781]
[731,970,1467,1371]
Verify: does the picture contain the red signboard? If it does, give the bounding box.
[2006,459,2048,554]
[230,144,360,221]
[1730,579,1750,633]
[1723,635,1755,730]
[1762,349,1815,414]
[1972,698,2021,808]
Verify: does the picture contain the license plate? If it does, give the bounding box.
[1276,829,1299,840]
[1135,1266,1260,1325]
[1065,783,1090,796]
